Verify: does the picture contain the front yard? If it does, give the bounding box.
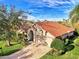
[0,41,23,56]
[41,37,79,59]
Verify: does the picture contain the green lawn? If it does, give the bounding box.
[0,41,23,56]
[41,37,79,59]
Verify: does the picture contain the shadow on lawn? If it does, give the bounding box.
[61,45,75,55]
[61,33,78,55]
[61,31,79,55]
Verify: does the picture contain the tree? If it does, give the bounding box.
[69,4,79,27]
[0,4,24,46]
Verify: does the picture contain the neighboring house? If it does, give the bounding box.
[27,21,75,47]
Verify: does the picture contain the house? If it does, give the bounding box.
[17,20,33,34]
[27,21,75,47]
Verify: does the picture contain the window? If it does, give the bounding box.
[45,31,47,36]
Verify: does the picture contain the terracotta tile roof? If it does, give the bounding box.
[37,21,74,37]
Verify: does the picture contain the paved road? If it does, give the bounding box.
[0,43,52,59]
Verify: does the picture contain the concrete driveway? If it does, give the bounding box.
[0,43,52,59]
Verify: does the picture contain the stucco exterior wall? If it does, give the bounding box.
[34,24,55,47]
[61,31,74,39]
[68,32,74,36]
[45,32,55,47]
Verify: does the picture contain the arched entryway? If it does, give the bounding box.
[28,30,34,41]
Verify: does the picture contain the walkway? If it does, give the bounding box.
[0,43,52,59]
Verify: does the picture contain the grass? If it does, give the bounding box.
[41,45,79,59]
[0,40,23,56]
[41,37,79,59]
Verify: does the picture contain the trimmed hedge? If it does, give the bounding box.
[0,44,23,56]
[51,38,65,50]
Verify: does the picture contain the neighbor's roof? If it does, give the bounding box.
[36,21,74,37]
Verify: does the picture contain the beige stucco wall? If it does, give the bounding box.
[45,32,55,47]
[34,24,55,47]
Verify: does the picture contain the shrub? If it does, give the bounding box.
[64,39,69,45]
[0,44,23,56]
[74,37,79,46]
[50,38,65,56]
[51,38,65,50]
